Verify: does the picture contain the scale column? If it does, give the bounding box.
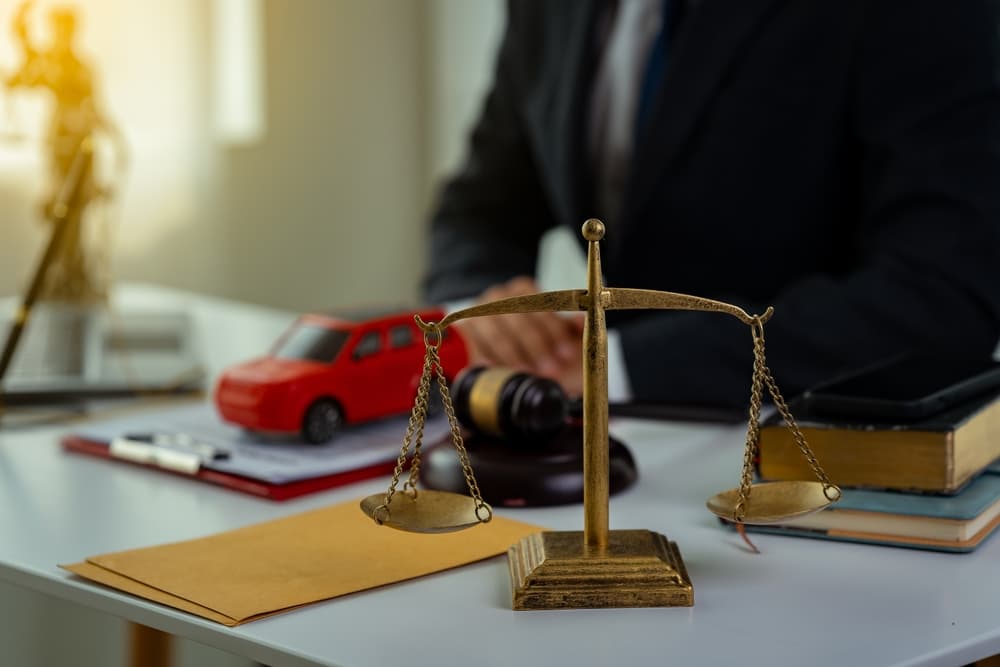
[581,218,609,549]
[506,218,693,609]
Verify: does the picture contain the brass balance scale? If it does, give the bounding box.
[361,219,841,610]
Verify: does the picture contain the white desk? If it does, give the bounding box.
[2,286,1000,667]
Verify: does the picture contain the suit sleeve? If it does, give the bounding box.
[619,0,1000,407]
[423,2,560,303]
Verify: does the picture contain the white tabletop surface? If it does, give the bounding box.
[2,285,999,667]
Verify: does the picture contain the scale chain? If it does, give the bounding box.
[373,320,493,526]
[374,335,436,522]
[434,359,492,522]
[762,365,840,501]
[733,318,841,524]
[735,318,767,523]
[403,346,437,493]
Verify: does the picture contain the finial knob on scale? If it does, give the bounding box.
[582,218,605,241]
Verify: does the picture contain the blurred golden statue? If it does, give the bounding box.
[4,0,126,303]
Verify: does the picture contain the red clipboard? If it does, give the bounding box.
[62,435,397,501]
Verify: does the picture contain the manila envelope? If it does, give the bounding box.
[62,500,544,626]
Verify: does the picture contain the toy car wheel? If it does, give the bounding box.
[301,399,343,444]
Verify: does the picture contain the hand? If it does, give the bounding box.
[455,276,585,396]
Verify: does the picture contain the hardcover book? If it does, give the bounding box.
[742,463,1000,553]
[757,391,1000,493]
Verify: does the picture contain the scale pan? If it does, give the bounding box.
[360,490,490,533]
[706,480,837,525]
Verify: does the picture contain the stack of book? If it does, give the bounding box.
[750,390,1000,552]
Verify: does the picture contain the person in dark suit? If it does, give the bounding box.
[424,0,1000,407]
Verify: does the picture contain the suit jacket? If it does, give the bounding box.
[425,0,1000,407]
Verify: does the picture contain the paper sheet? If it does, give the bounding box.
[75,402,450,484]
[62,500,544,626]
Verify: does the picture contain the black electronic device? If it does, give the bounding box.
[802,352,1000,420]
[419,366,638,506]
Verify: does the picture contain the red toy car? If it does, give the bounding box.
[214,307,468,443]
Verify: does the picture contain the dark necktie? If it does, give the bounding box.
[635,0,675,138]
[588,0,668,226]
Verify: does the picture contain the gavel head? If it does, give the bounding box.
[451,366,568,442]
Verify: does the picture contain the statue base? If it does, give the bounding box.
[507,529,694,610]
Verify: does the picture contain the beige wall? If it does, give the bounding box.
[216,0,429,313]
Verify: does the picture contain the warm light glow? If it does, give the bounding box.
[0,0,220,262]
[212,0,266,144]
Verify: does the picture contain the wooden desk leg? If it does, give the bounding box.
[128,622,172,667]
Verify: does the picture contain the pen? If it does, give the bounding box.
[109,437,202,474]
[122,432,231,461]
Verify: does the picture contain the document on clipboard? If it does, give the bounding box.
[62,402,450,500]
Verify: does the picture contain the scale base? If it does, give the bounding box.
[507,529,693,610]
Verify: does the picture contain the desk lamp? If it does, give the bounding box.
[361,219,841,609]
